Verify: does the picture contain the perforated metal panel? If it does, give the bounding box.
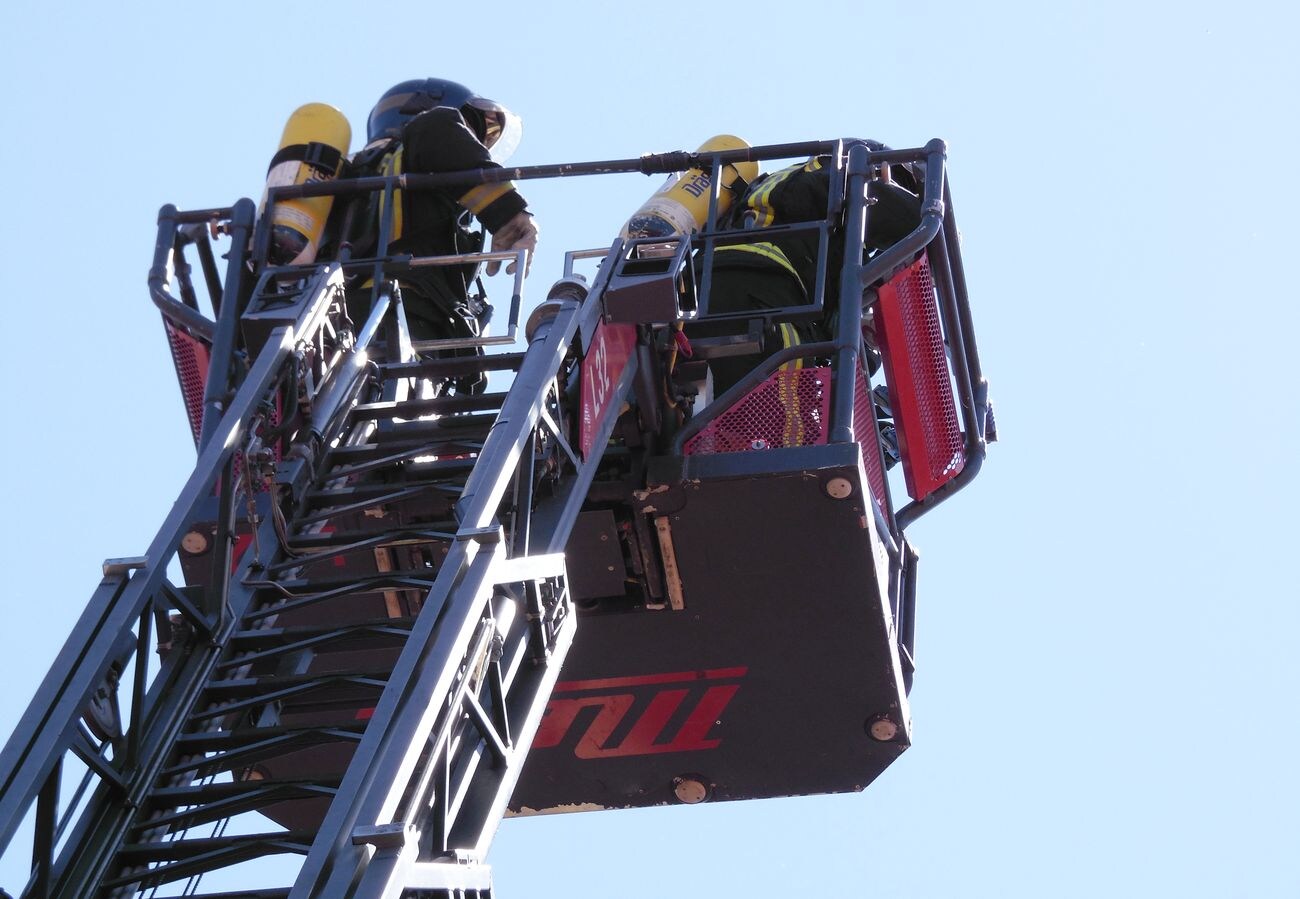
[875,254,965,500]
[683,367,832,455]
[853,368,889,511]
[164,321,211,446]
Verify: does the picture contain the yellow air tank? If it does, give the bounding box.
[621,135,759,240]
[260,103,352,265]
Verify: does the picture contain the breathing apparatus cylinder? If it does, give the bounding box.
[621,135,759,240]
[260,103,352,265]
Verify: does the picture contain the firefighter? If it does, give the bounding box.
[342,79,539,380]
[692,155,922,396]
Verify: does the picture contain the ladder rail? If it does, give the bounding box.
[0,266,358,895]
[0,327,293,856]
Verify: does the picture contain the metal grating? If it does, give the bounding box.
[852,367,889,512]
[165,321,211,447]
[684,367,831,455]
[875,253,965,501]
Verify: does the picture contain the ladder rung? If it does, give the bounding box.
[163,726,364,780]
[173,722,366,751]
[148,776,342,805]
[202,670,391,698]
[284,526,456,550]
[228,618,416,646]
[379,350,528,378]
[177,891,291,899]
[351,390,509,420]
[304,480,464,508]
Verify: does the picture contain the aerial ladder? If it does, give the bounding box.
[0,137,992,897]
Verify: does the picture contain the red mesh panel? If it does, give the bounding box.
[684,367,832,456]
[165,322,211,447]
[852,368,888,513]
[875,253,965,501]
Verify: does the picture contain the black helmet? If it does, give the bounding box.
[367,78,522,160]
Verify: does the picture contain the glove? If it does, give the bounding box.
[487,211,539,277]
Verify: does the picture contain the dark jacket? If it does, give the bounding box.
[711,156,922,306]
[342,107,529,339]
[395,106,528,249]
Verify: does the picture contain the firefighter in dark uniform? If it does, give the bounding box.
[695,155,922,395]
[343,79,539,375]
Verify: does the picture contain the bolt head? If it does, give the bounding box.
[826,477,854,500]
[673,776,709,804]
[868,718,898,741]
[181,530,211,555]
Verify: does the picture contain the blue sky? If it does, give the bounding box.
[1,1,1297,896]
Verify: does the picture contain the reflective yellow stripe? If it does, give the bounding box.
[748,170,780,227]
[747,161,803,227]
[378,147,404,242]
[459,181,514,215]
[778,366,803,446]
[777,323,803,372]
[716,243,803,287]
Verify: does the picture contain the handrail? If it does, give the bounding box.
[148,205,217,342]
[260,139,906,205]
